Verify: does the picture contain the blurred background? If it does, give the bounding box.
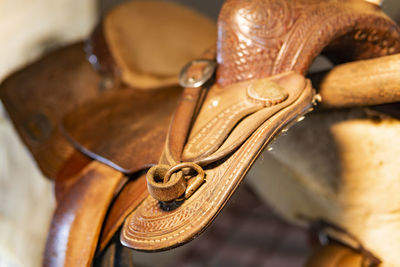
[1,0,400,266]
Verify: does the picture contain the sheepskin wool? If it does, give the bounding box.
[0,102,55,267]
[248,109,400,267]
[0,0,97,83]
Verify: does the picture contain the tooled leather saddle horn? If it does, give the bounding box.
[1,0,400,266]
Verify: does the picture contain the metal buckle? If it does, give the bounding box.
[179,59,217,88]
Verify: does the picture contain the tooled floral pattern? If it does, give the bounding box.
[272,2,344,74]
[217,0,400,86]
[217,0,295,86]
[232,0,293,45]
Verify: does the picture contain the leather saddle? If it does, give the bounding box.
[1,0,400,266]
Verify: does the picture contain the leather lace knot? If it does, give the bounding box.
[146,162,205,202]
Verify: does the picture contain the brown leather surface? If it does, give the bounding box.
[44,162,124,267]
[62,86,182,174]
[103,0,217,89]
[121,0,400,252]
[54,150,92,203]
[0,43,109,178]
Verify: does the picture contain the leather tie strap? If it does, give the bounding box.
[147,162,205,202]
